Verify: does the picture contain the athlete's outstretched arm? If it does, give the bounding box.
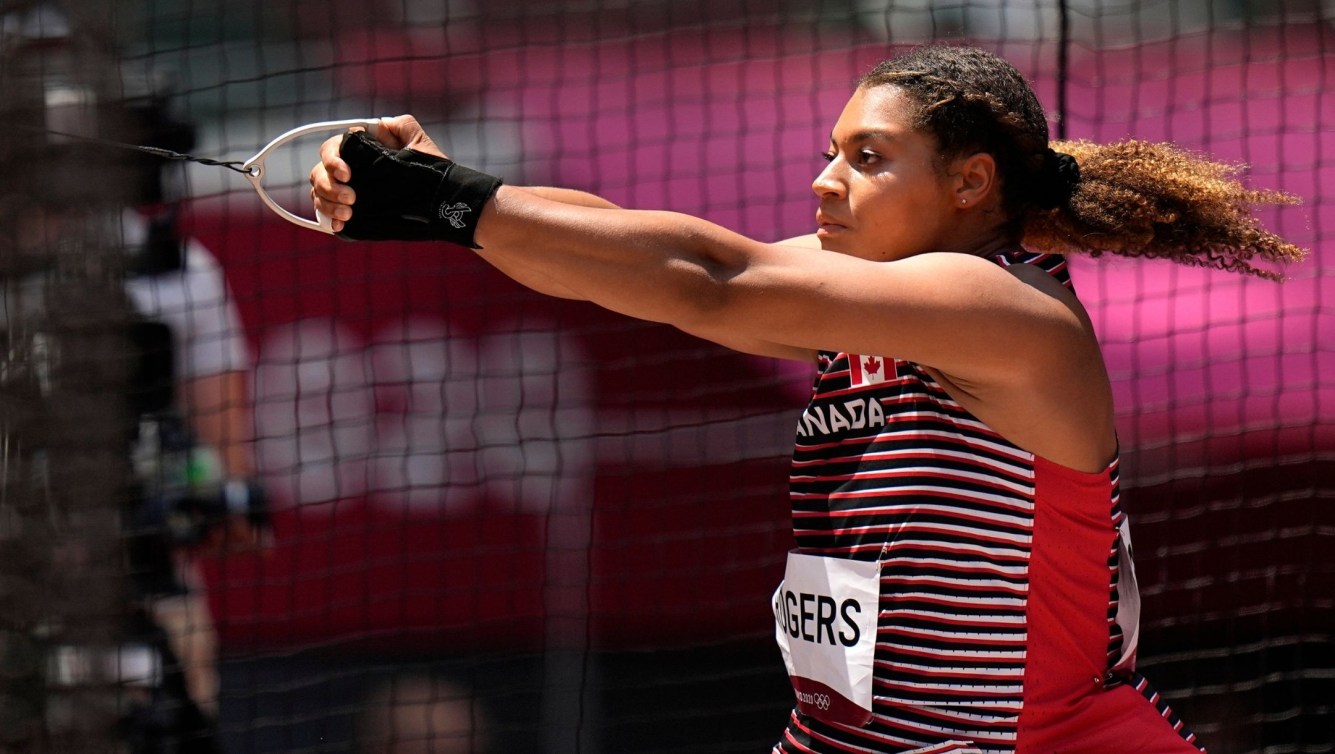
[471,186,618,302]
[310,116,1094,386]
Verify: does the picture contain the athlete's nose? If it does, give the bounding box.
[812,159,846,199]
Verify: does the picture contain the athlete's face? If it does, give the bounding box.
[812,85,962,262]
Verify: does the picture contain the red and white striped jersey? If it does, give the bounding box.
[774,252,1205,754]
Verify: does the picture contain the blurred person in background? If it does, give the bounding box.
[119,94,268,752]
[1,2,267,750]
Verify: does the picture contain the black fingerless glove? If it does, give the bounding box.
[337,130,503,247]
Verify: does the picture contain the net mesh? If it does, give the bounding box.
[1,0,1330,752]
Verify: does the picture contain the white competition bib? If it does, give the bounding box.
[772,550,880,727]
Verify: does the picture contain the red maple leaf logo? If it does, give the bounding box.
[862,355,881,376]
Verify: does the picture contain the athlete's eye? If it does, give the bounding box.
[820,151,836,163]
[856,149,882,166]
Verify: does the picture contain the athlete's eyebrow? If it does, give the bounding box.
[828,129,902,148]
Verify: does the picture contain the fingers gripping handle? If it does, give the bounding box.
[314,206,337,233]
[242,118,386,234]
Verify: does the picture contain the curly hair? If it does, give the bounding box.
[859,45,1306,281]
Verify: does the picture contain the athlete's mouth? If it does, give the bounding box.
[815,211,847,232]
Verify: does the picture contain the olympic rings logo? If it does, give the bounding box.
[797,690,832,711]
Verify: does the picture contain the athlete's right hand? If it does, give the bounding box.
[310,114,445,233]
[367,114,446,157]
[310,114,502,245]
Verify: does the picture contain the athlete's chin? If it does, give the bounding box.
[815,227,854,253]
[818,238,876,260]
[817,232,916,262]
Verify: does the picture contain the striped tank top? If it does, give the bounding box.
[774,252,1204,754]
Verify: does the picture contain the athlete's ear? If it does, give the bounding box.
[951,152,998,208]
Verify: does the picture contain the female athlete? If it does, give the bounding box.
[310,44,1303,754]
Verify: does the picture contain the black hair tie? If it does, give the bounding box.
[1033,148,1081,209]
